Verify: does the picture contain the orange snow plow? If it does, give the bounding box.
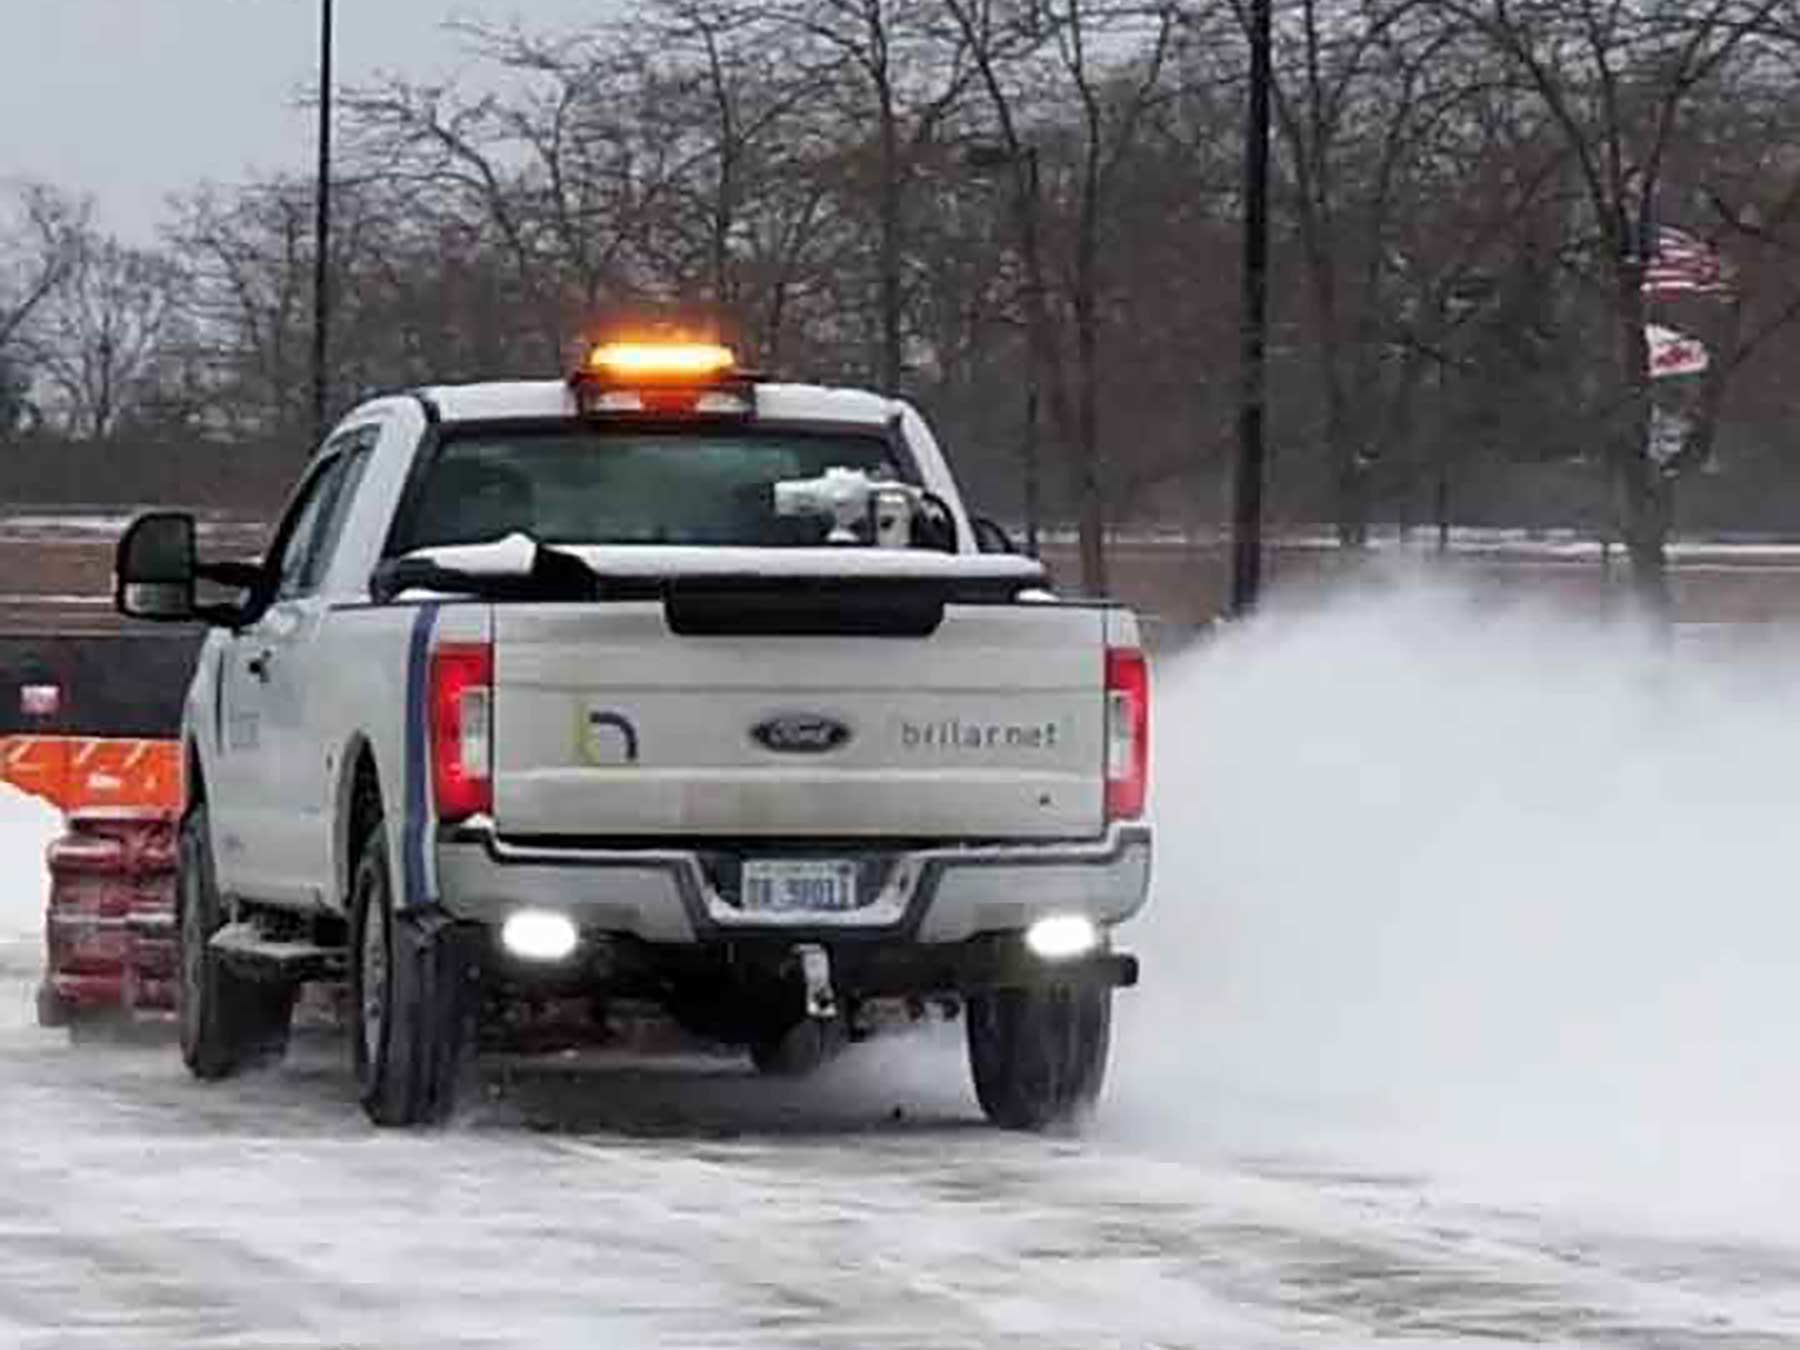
[0,736,183,815]
[1,737,184,1027]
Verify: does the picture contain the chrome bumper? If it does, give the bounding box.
[434,823,1152,945]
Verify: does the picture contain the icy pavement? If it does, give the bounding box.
[2,973,1797,1350]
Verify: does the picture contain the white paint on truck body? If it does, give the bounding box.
[491,602,1108,839]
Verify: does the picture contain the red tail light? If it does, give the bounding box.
[1105,648,1149,821]
[430,643,493,823]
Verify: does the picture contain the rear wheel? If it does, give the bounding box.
[350,821,475,1126]
[967,983,1111,1131]
[749,1017,845,1078]
[176,806,294,1079]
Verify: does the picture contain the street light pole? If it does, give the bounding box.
[310,0,335,447]
[1230,0,1273,613]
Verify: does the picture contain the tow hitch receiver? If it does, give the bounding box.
[795,943,837,1019]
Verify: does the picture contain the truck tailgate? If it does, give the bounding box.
[491,602,1107,839]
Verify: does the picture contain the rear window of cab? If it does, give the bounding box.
[394,425,915,551]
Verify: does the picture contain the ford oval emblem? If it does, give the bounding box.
[752,713,853,754]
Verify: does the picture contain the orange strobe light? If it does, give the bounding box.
[585,341,737,379]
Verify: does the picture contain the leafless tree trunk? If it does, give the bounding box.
[763,0,974,393]
[938,0,1068,550]
[33,228,184,441]
[1048,0,1175,594]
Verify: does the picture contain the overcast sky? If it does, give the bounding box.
[4,0,613,240]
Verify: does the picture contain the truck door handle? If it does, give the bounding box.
[247,651,273,683]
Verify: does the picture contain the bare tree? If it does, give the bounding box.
[759,0,978,394]
[1265,0,1450,541]
[0,184,84,351]
[1037,0,1178,593]
[167,185,319,439]
[1447,0,1800,607]
[0,183,86,432]
[935,0,1065,546]
[32,227,185,441]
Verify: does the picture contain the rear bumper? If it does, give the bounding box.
[434,822,1152,946]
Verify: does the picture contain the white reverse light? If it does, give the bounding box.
[1025,914,1100,961]
[501,910,579,962]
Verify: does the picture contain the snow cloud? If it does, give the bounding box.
[1111,573,1800,1241]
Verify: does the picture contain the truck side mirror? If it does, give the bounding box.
[116,513,267,627]
[115,512,200,622]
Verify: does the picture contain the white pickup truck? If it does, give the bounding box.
[115,342,1152,1128]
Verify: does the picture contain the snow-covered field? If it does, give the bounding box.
[4,580,1800,1347]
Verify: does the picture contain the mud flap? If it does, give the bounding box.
[386,910,481,1125]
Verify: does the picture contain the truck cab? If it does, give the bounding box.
[116,341,1151,1129]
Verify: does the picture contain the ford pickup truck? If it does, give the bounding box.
[114,341,1151,1128]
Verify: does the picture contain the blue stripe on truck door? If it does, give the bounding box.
[403,602,442,908]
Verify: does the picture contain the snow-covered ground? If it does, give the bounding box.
[4,582,1800,1347]
[0,786,58,938]
[0,785,59,1038]
[1035,522,1800,562]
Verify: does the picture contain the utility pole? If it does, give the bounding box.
[1230,0,1273,613]
[310,0,335,448]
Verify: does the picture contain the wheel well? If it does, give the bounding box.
[177,747,203,925]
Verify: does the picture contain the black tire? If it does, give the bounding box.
[749,1018,845,1078]
[350,821,476,1126]
[35,983,73,1029]
[177,806,295,1079]
[966,983,1112,1131]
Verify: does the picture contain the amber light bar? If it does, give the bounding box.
[584,341,738,380]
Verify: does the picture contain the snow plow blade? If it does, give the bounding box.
[1,736,182,815]
[1,738,184,1026]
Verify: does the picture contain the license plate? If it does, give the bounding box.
[741,859,859,913]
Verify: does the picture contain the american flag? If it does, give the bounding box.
[1642,226,1734,298]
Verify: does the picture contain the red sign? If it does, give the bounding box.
[1646,325,1709,379]
[20,684,61,718]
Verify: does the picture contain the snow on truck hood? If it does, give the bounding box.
[406,533,1048,584]
[420,379,904,427]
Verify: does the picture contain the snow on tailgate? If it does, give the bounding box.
[404,534,1048,585]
